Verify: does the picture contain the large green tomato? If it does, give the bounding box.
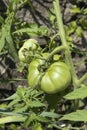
[18,39,41,62]
[41,62,71,94]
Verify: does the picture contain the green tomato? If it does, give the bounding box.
[27,52,49,88]
[41,62,71,94]
[28,59,42,88]
[18,39,41,62]
[28,51,71,94]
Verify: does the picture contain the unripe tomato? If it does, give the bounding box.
[18,39,41,62]
[28,59,42,88]
[28,51,71,94]
[28,52,50,87]
[41,62,71,94]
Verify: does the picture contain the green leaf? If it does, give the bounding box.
[5,12,18,61]
[17,86,26,98]
[40,111,61,118]
[70,6,81,13]
[76,26,83,37]
[80,19,87,30]
[83,8,87,15]
[0,27,6,52]
[38,26,48,36]
[65,21,77,35]
[36,116,50,123]
[6,31,18,61]
[0,109,25,116]
[13,26,48,36]
[8,98,20,108]
[24,113,50,127]
[7,0,28,12]
[0,16,4,24]
[13,28,36,36]
[0,115,26,124]
[0,12,18,61]
[1,93,18,101]
[29,100,46,108]
[24,113,36,127]
[14,105,28,113]
[64,85,87,100]
[61,110,87,122]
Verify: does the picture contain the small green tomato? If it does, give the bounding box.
[18,39,41,62]
[28,59,43,88]
[27,52,50,88]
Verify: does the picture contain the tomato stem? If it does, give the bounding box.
[46,45,66,61]
[77,73,87,85]
[53,0,78,89]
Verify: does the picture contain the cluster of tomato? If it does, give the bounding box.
[18,39,71,94]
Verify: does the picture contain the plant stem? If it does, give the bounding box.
[51,32,59,42]
[47,45,66,61]
[53,0,78,88]
[78,73,87,85]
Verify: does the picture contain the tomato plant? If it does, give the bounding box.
[0,0,87,130]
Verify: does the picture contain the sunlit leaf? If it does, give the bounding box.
[0,109,24,116]
[13,26,48,36]
[0,27,6,52]
[17,86,26,98]
[80,19,87,30]
[64,85,87,100]
[14,105,28,113]
[76,26,83,37]
[1,93,18,101]
[29,100,46,108]
[5,12,18,61]
[36,116,50,123]
[24,113,36,127]
[70,6,81,13]
[0,16,4,24]
[61,110,87,122]
[40,111,61,118]
[8,98,20,108]
[0,116,26,124]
